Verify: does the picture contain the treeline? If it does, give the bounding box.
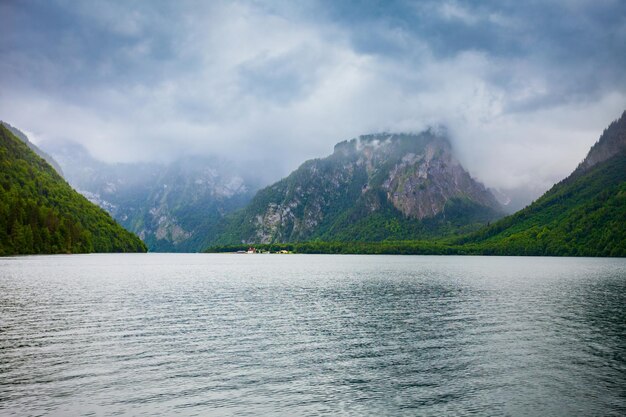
[0,125,147,255]
[0,190,93,254]
[205,237,624,257]
[206,241,461,255]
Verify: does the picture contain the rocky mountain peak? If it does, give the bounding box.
[215,129,503,244]
[330,130,497,219]
[333,129,450,156]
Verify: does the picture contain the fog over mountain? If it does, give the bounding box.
[41,139,262,252]
[1,0,625,192]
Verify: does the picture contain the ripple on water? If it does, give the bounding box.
[0,254,625,416]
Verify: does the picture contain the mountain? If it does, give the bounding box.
[43,142,258,252]
[0,124,146,255]
[457,111,626,257]
[214,130,503,244]
[1,121,64,176]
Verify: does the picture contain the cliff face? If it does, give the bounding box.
[216,130,503,244]
[377,136,498,219]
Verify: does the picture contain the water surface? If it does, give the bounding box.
[1,254,625,416]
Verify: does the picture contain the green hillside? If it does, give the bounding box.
[455,111,626,257]
[0,124,147,255]
[455,154,625,256]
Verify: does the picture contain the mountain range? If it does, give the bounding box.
[2,110,623,257]
[40,128,506,251]
[43,141,259,252]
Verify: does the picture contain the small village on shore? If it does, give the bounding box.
[235,247,292,254]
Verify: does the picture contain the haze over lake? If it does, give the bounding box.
[1,254,625,416]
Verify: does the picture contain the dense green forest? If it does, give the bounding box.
[206,241,459,255]
[0,125,147,255]
[454,153,626,257]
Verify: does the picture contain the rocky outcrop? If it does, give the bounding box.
[217,129,503,244]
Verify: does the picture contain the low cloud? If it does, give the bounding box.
[1,0,625,190]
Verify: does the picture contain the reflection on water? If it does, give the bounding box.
[0,254,625,416]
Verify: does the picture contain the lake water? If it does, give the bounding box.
[0,254,625,416]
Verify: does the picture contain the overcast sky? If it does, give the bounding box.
[1,0,625,189]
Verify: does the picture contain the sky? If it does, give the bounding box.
[1,0,625,191]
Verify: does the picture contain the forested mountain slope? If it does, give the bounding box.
[457,111,626,257]
[1,121,64,176]
[0,124,146,255]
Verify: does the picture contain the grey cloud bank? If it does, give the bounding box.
[1,0,625,190]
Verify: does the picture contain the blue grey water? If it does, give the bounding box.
[0,254,625,416]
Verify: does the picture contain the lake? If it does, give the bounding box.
[0,254,625,416]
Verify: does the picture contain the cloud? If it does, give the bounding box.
[438,2,481,25]
[1,0,625,190]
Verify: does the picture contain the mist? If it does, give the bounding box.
[1,0,625,191]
